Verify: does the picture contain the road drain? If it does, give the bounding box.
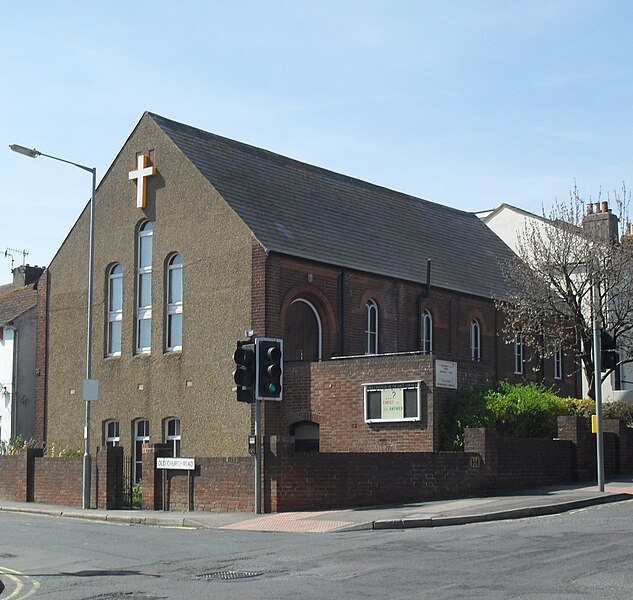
[0,553,16,558]
[196,570,262,581]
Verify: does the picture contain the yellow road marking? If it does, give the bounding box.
[0,565,41,599]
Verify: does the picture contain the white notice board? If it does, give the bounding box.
[435,360,457,389]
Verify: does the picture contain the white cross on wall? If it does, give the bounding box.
[129,154,156,209]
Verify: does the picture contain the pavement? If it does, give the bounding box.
[1,477,632,534]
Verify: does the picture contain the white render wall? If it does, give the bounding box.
[480,204,630,399]
[0,328,15,444]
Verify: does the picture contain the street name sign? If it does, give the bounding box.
[156,457,195,470]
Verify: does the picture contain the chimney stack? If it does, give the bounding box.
[12,264,45,287]
[583,201,619,244]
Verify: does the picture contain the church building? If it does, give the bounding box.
[38,112,580,488]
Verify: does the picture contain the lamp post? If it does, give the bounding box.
[9,144,97,509]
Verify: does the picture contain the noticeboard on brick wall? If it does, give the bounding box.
[363,380,422,423]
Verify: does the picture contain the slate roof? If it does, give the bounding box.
[0,283,37,325]
[150,113,516,300]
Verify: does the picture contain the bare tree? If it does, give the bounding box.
[498,184,633,398]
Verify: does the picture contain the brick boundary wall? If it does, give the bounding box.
[3,419,633,512]
[464,428,575,490]
[267,435,485,511]
[33,456,84,506]
[0,449,42,501]
[557,415,620,480]
[603,419,633,473]
[162,457,254,512]
[0,446,122,509]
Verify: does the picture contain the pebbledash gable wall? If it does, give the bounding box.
[34,269,49,444]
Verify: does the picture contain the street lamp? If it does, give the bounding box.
[9,143,97,509]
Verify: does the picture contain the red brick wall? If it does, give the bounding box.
[604,419,633,473]
[464,428,576,489]
[267,437,485,511]
[266,254,505,363]
[33,456,83,506]
[95,446,124,509]
[0,453,29,501]
[163,457,254,512]
[30,448,121,509]
[267,354,437,452]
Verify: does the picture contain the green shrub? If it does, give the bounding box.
[603,401,633,427]
[0,435,38,455]
[438,386,491,451]
[484,381,573,439]
[132,480,142,508]
[439,381,581,450]
[566,397,595,419]
[44,442,82,458]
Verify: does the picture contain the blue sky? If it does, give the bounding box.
[2,1,633,283]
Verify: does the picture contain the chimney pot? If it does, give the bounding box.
[587,203,594,215]
[594,202,601,214]
[602,201,609,213]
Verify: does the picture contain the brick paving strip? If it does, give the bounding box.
[222,510,355,533]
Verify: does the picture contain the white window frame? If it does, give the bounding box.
[366,299,379,355]
[166,253,183,352]
[165,417,181,457]
[136,222,153,354]
[106,264,123,357]
[554,339,563,380]
[104,420,120,447]
[421,310,433,354]
[363,380,422,423]
[470,319,481,361]
[514,334,524,375]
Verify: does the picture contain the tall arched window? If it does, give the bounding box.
[165,417,181,457]
[470,319,481,361]
[421,310,433,354]
[554,339,563,380]
[284,298,322,361]
[133,419,149,483]
[106,264,123,356]
[166,254,183,351]
[366,299,378,355]
[136,221,153,354]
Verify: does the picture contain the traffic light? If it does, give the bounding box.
[601,330,619,372]
[233,340,255,402]
[256,338,283,400]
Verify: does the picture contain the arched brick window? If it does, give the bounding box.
[284,298,322,361]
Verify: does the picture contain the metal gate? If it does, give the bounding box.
[122,454,134,508]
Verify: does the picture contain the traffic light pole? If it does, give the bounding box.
[592,321,605,492]
[592,283,605,492]
[254,398,262,514]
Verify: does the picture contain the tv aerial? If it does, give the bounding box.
[4,247,29,270]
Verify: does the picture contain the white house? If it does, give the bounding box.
[0,265,43,446]
[477,202,633,402]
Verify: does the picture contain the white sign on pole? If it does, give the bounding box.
[156,457,195,470]
[83,378,99,401]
